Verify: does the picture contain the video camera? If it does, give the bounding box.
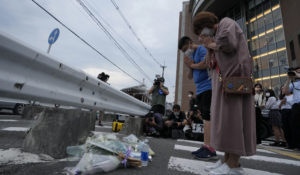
[287,67,300,78]
[153,75,164,86]
[97,72,110,82]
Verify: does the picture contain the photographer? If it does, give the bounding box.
[148,77,169,115]
[144,111,164,137]
[282,67,300,149]
[164,104,187,139]
[96,72,110,126]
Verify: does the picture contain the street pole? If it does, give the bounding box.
[161,62,167,78]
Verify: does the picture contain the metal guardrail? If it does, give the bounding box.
[0,31,151,116]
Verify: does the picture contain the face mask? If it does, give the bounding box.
[174,112,179,116]
[188,94,192,98]
[266,93,270,97]
[295,72,300,78]
[185,49,194,57]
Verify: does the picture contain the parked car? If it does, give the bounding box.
[0,98,27,115]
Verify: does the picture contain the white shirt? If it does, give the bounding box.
[265,97,280,110]
[281,95,294,110]
[289,80,300,104]
[254,93,266,107]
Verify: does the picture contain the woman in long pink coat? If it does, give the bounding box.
[193,12,256,175]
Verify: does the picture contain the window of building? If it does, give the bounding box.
[278,51,287,66]
[263,79,271,89]
[271,0,279,6]
[253,59,260,78]
[261,56,270,70]
[290,40,296,60]
[251,39,260,51]
[259,36,267,48]
[264,13,273,27]
[257,17,264,30]
[276,40,285,48]
[249,0,255,9]
[269,56,278,67]
[271,78,280,89]
[266,32,275,45]
[275,28,284,43]
[270,66,279,75]
[272,9,281,22]
[263,1,271,11]
[249,22,255,33]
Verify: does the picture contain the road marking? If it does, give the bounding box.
[174,144,300,166]
[95,125,112,129]
[1,127,29,132]
[0,120,17,122]
[168,156,282,175]
[174,144,275,155]
[177,139,203,144]
[258,146,300,160]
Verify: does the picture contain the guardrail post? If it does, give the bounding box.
[23,108,95,159]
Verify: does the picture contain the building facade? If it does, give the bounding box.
[280,0,300,67]
[176,0,291,103]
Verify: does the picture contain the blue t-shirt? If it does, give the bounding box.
[191,46,212,95]
[289,79,300,104]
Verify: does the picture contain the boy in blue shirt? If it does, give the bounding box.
[178,36,216,160]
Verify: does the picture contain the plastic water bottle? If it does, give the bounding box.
[141,142,149,167]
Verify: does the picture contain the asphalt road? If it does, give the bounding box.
[0,114,300,175]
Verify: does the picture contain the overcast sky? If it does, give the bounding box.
[0,0,186,103]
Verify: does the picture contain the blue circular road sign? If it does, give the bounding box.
[48,28,60,45]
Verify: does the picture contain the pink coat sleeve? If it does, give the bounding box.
[215,18,242,54]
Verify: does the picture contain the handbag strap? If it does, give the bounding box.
[213,53,253,81]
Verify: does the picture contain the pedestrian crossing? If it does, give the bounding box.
[168,139,300,175]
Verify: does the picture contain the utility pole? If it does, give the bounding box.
[161,61,167,78]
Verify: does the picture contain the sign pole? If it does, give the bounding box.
[47,44,52,54]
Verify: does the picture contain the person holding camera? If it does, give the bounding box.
[178,36,216,160]
[144,111,164,137]
[97,72,109,83]
[148,77,169,115]
[283,67,300,149]
[96,72,110,126]
[164,104,187,139]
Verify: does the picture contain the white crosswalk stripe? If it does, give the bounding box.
[1,127,29,132]
[168,139,300,175]
[0,120,18,122]
[174,144,300,166]
[95,125,112,129]
[168,156,283,175]
[174,144,276,155]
